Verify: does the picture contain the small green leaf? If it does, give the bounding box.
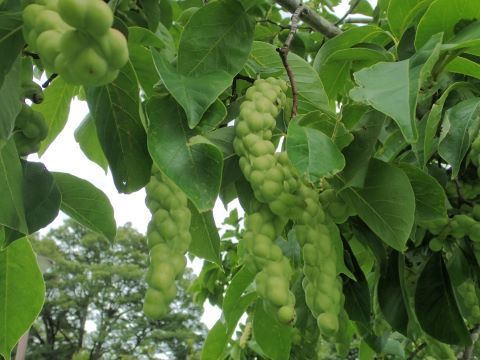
[415,252,471,345]
[377,251,409,336]
[287,122,345,181]
[0,140,27,234]
[74,114,108,173]
[188,202,221,266]
[253,301,292,360]
[201,320,229,360]
[86,62,152,193]
[146,95,223,211]
[52,172,116,241]
[0,238,45,360]
[338,160,415,252]
[21,161,61,234]
[34,78,77,155]
[438,98,480,178]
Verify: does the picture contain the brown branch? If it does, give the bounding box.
[462,325,480,360]
[273,0,341,38]
[277,5,304,118]
[335,0,361,25]
[231,74,255,102]
[42,73,58,88]
[23,51,40,60]
[345,16,373,24]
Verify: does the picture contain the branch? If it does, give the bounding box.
[42,73,58,89]
[230,74,255,102]
[462,325,480,360]
[335,0,361,25]
[277,5,304,118]
[345,16,373,24]
[273,0,341,38]
[407,342,426,360]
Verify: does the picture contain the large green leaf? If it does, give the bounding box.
[415,252,471,345]
[338,160,415,252]
[52,172,116,241]
[387,0,430,39]
[286,122,345,181]
[0,140,27,235]
[377,251,409,336]
[0,12,23,88]
[253,301,292,360]
[177,0,254,77]
[188,202,221,266]
[0,238,45,360]
[0,56,21,149]
[21,161,61,234]
[201,321,229,360]
[249,41,331,113]
[74,114,108,173]
[415,0,480,49]
[146,95,223,212]
[34,78,77,155]
[438,98,480,178]
[86,62,152,193]
[350,33,443,143]
[152,52,233,130]
[445,57,480,80]
[397,163,447,225]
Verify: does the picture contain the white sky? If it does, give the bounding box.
[32,0,375,330]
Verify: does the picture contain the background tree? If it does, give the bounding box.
[27,220,207,360]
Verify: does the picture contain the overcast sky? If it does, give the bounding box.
[32,0,375,329]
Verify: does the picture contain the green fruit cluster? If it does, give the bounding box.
[234,78,343,336]
[243,203,295,324]
[427,212,480,251]
[14,104,48,156]
[143,170,191,319]
[457,279,480,325]
[22,0,128,86]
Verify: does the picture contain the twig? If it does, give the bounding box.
[42,73,58,88]
[256,19,312,31]
[335,0,361,25]
[277,5,304,118]
[273,0,341,38]
[462,325,480,360]
[23,51,40,59]
[407,342,426,360]
[345,16,373,24]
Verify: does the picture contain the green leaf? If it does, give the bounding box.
[297,110,353,150]
[177,0,254,77]
[415,0,480,49]
[445,56,480,80]
[201,321,229,360]
[0,140,27,234]
[152,50,233,129]
[338,159,415,252]
[422,82,473,165]
[350,33,443,143]
[188,202,221,266]
[52,172,116,241]
[0,55,21,149]
[415,252,471,345]
[249,41,331,113]
[0,12,24,88]
[287,122,345,181]
[86,62,152,193]
[34,78,77,155]
[197,100,227,133]
[396,163,447,224]
[21,161,61,234]
[377,251,409,336]
[438,98,480,178]
[74,114,108,173]
[0,238,45,360]
[387,0,430,39]
[146,95,223,211]
[253,301,292,360]
[223,266,256,332]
